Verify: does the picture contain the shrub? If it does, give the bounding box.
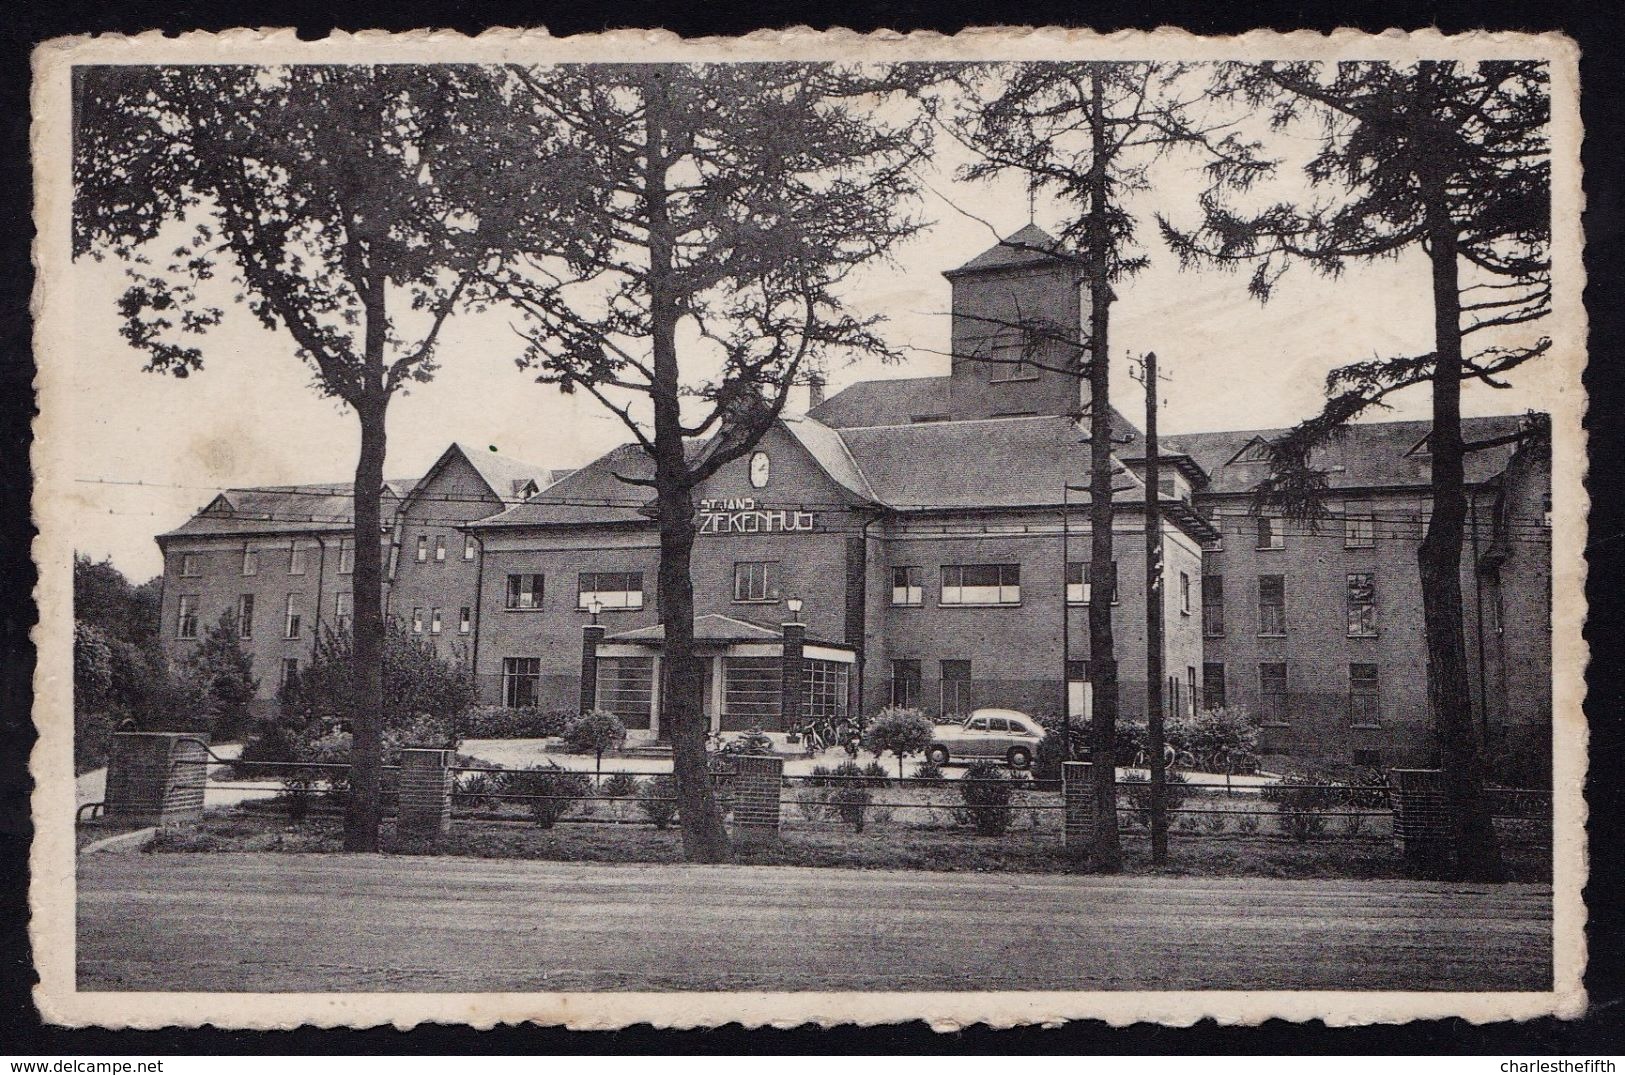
[600,771,638,801]
[1263,773,1340,842]
[806,764,836,787]
[728,727,776,755]
[794,789,830,822]
[1117,770,1189,829]
[958,762,1017,837]
[860,760,892,789]
[827,761,872,832]
[1236,811,1261,835]
[1342,811,1369,837]
[1201,810,1228,835]
[453,770,510,812]
[1165,706,1260,770]
[460,706,574,739]
[863,707,935,779]
[179,611,260,740]
[1032,713,1092,784]
[563,710,628,777]
[912,758,946,784]
[637,775,679,829]
[505,762,592,827]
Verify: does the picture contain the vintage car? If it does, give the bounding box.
[925,708,1045,769]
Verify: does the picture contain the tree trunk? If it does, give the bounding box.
[1084,70,1124,872]
[1422,197,1507,882]
[343,389,387,853]
[645,69,731,863]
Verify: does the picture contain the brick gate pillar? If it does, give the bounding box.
[732,754,784,842]
[1390,768,1453,864]
[579,624,606,714]
[398,748,454,837]
[104,732,209,826]
[780,621,806,733]
[1063,760,1094,854]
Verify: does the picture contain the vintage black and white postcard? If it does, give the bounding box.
[28,26,1587,1028]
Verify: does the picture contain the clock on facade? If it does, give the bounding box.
[749,451,770,488]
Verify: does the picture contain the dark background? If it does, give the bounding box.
[1,0,1620,1054]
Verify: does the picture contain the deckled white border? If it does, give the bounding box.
[29,25,1589,1030]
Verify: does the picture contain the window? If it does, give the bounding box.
[1066,561,1118,605]
[803,659,850,723]
[1344,502,1375,548]
[459,606,472,634]
[416,535,428,563]
[1203,507,1224,551]
[732,561,780,603]
[288,541,307,575]
[1259,662,1288,725]
[338,538,354,575]
[1346,573,1377,636]
[334,591,352,633]
[1256,515,1284,550]
[1179,571,1192,615]
[411,607,424,634]
[431,608,443,634]
[280,657,299,690]
[283,593,303,639]
[506,573,544,610]
[1257,575,1285,635]
[1158,476,1177,500]
[237,594,255,639]
[940,660,972,719]
[434,535,446,562]
[177,594,200,640]
[890,566,924,607]
[987,330,1040,383]
[1202,575,1225,635]
[1203,662,1226,710]
[464,534,477,561]
[1349,663,1380,726]
[579,571,645,611]
[890,659,921,709]
[942,564,1021,606]
[179,552,201,577]
[1187,666,1198,716]
[503,657,541,709]
[241,544,258,576]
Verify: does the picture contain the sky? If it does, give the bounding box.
[62,82,1562,582]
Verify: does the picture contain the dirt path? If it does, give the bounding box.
[76,853,1551,993]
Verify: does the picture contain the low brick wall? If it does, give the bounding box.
[1062,760,1094,854]
[731,754,783,840]
[104,732,209,827]
[1391,768,1453,863]
[398,748,454,837]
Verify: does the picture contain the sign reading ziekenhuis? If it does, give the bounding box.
[697,497,816,535]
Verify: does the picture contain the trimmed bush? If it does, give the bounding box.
[563,709,628,778]
[454,770,510,812]
[636,774,679,829]
[505,763,592,828]
[863,707,935,779]
[958,761,1017,837]
[828,761,872,832]
[1262,773,1341,841]
[599,771,638,801]
[459,707,575,740]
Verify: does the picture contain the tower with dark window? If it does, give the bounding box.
[941,224,1089,421]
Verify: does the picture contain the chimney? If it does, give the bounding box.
[807,373,826,410]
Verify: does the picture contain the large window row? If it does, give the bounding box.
[1200,572,1380,638]
[175,538,340,580]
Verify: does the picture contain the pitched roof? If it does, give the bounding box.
[606,613,785,645]
[158,480,411,541]
[472,442,660,528]
[944,224,1080,278]
[1164,414,1535,496]
[809,375,954,427]
[454,442,563,503]
[836,414,1142,511]
[780,414,880,503]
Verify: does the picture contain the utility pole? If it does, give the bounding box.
[1135,351,1169,865]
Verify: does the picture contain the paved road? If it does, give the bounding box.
[77,853,1552,993]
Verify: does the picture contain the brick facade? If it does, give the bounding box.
[104,731,209,826]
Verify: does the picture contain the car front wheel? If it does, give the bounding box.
[927,745,950,767]
[1007,747,1032,770]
